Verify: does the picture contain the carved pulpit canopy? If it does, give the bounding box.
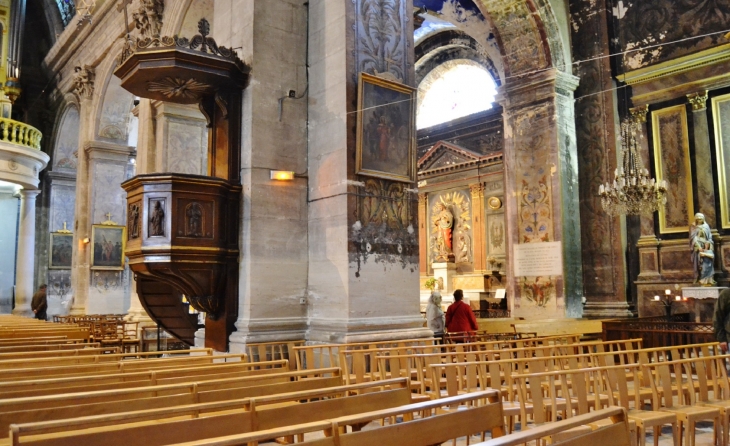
[115,18,250,107]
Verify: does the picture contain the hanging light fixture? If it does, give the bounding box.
[76,0,96,25]
[598,117,667,215]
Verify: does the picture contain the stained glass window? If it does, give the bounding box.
[56,0,76,28]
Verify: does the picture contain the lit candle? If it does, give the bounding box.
[675,295,681,301]
[665,289,671,296]
[654,295,660,301]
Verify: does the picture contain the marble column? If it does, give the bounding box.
[498,69,584,319]
[12,189,40,317]
[470,183,486,272]
[570,0,630,318]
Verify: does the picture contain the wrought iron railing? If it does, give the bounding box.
[0,118,42,150]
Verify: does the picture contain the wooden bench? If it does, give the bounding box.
[511,319,604,339]
[9,378,413,446]
[293,338,436,370]
[0,347,117,362]
[0,343,101,354]
[0,360,289,399]
[0,367,342,432]
[475,406,632,446]
[245,340,305,370]
[161,390,505,446]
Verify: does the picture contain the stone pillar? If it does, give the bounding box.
[12,189,40,317]
[569,0,630,318]
[211,0,310,350]
[470,183,486,272]
[418,193,428,275]
[69,67,95,315]
[498,69,584,319]
[135,99,157,176]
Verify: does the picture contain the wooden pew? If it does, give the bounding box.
[474,406,632,446]
[0,348,116,361]
[293,338,436,370]
[0,360,289,399]
[0,349,224,369]
[162,390,505,446]
[477,318,521,334]
[0,343,101,354]
[245,340,305,370]
[511,319,604,339]
[0,353,247,381]
[9,378,413,446]
[0,368,342,433]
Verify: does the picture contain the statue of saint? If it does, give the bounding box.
[690,212,716,286]
[434,203,454,261]
[149,200,165,237]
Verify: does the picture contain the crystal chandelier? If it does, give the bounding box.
[598,117,667,216]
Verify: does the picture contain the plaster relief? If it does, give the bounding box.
[355,0,409,82]
[428,191,472,265]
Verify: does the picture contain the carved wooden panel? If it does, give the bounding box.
[177,199,215,239]
[128,200,142,240]
[148,198,166,237]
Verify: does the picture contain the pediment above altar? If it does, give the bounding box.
[417,141,483,171]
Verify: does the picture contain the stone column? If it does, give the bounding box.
[470,183,486,272]
[570,0,630,318]
[498,69,584,319]
[418,193,428,275]
[69,66,95,315]
[12,189,40,317]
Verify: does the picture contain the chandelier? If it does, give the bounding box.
[598,117,667,216]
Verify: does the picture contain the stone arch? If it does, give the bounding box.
[91,42,135,144]
[50,103,80,172]
[415,30,500,85]
[471,0,568,79]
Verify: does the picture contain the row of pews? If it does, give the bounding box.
[2,313,706,446]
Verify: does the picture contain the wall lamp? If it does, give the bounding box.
[270,170,308,181]
[82,237,90,244]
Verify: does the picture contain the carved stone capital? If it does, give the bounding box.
[133,0,164,40]
[629,104,649,123]
[469,183,485,197]
[687,90,709,112]
[73,65,95,100]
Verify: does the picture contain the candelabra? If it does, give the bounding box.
[599,118,668,216]
[650,289,685,317]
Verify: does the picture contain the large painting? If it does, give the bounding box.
[91,224,126,270]
[356,73,416,182]
[652,105,693,234]
[49,233,73,269]
[712,93,730,230]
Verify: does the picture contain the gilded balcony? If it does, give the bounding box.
[0,118,48,189]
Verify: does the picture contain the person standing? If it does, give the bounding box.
[426,291,445,337]
[31,284,48,321]
[713,288,730,353]
[445,289,478,339]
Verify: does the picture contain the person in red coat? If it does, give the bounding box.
[445,289,478,340]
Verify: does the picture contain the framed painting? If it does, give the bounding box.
[651,105,694,234]
[49,232,73,269]
[356,72,416,182]
[91,224,126,270]
[712,93,730,230]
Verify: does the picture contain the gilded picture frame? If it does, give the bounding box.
[712,93,730,230]
[91,224,126,270]
[355,72,416,183]
[49,232,73,269]
[651,105,694,234]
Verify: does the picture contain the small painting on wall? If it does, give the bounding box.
[91,224,126,270]
[49,233,73,269]
[356,72,416,183]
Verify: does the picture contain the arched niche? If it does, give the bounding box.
[52,105,80,172]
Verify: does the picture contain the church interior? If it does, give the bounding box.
[0,0,729,444]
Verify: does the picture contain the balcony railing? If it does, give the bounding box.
[0,118,42,150]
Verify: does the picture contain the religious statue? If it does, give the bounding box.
[690,212,716,286]
[434,203,454,262]
[73,65,95,99]
[133,0,164,40]
[186,203,203,237]
[128,203,140,239]
[149,200,165,236]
